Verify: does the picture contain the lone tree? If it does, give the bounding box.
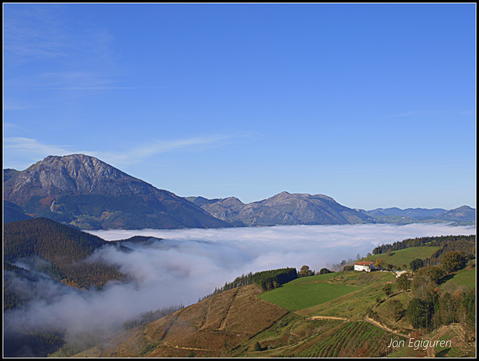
[374,258,385,269]
[299,265,314,277]
[396,273,411,291]
[319,268,332,274]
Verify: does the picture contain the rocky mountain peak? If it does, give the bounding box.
[3,155,230,230]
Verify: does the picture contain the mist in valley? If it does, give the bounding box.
[5,223,476,355]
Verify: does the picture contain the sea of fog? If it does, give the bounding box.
[7,223,475,347]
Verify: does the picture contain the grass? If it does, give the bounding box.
[373,291,414,331]
[440,268,476,291]
[365,246,441,269]
[258,273,359,311]
[296,271,396,319]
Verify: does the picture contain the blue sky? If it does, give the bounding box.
[3,3,476,209]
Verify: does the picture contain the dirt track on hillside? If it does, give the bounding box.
[308,315,348,321]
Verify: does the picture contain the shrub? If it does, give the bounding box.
[396,274,411,291]
[387,300,404,321]
[410,258,424,271]
[383,284,393,296]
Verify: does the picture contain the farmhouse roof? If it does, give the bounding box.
[355,261,374,266]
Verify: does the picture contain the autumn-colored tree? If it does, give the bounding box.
[374,258,384,268]
[298,265,314,277]
[396,273,411,291]
[441,251,467,273]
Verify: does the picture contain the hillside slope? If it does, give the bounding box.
[76,284,288,357]
[4,200,32,223]
[4,154,230,229]
[4,217,125,289]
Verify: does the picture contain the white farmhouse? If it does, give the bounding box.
[354,261,376,272]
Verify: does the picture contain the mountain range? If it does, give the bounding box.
[3,154,475,229]
[186,192,375,226]
[360,206,475,224]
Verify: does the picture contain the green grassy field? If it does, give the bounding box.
[440,268,476,290]
[259,273,359,311]
[297,271,396,319]
[365,246,441,268]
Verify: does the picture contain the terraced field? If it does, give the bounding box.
[295,321,403,357]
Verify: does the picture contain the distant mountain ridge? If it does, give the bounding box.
[188,196,475,226]
[361,206,475,224]
[3,154,229,230]
[188,191,375,226]
[4,154,475,229]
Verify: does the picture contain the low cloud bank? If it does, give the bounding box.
[6,223,475,353]
[91,222,477,274]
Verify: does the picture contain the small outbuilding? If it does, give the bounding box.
[354,261,376,272]
[394,270,408,278]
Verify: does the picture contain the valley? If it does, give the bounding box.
[4,216,474,357]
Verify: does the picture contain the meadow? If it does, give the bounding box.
[364,246,441,268]
[440,268,475,291]
[258,273,359,311]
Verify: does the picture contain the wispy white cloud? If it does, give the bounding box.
[97,135,231,165]
[3,135,231,169]
[5,5,123,95]
[4,6,69,61]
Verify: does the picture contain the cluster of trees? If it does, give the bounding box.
[406,288,474,330]
[409,251,469,276]
[4,218,126,289]
[208,267,299,296]
[372,235,475,256]
[405,250,474,330]
[60,262,126,289]
[298,265,314,277]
